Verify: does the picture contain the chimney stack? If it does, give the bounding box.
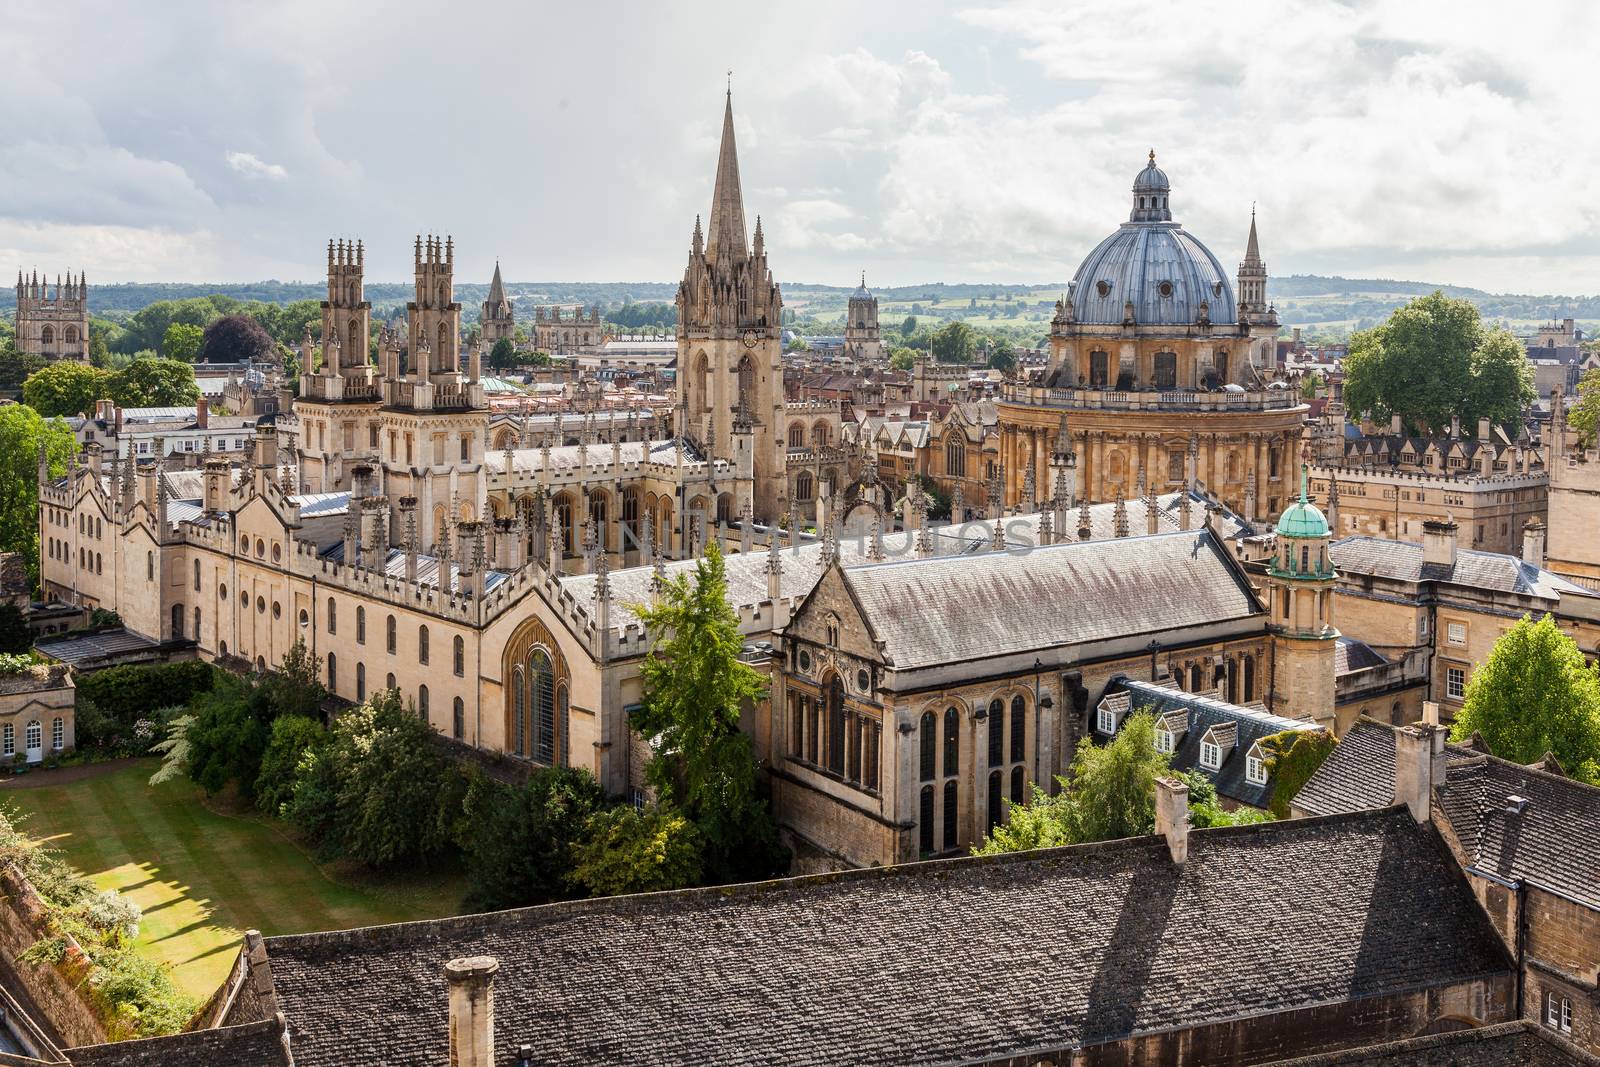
[445,956,498,1067]
[1421,518,1457,569]
[196,394,209,430]
[1154,776,1189,865]
[1394,723,1446,822]
[1389,413,1402,436]
[1521,519,1546,569]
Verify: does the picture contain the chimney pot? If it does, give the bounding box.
[1394,723,1446,822]
[446,955,499,1067]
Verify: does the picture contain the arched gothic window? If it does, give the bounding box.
[919,711,936,782]
[526,648,556,764]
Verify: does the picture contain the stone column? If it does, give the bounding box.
[1091,434,1105,503]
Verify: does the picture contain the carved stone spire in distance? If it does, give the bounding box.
[705,89,748,266]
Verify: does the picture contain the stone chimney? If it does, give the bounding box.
[1394,723,1446,822]
[204,458,228,513]
[85,441,103,480]
[1389,413,1402,435]
[253,423,278,469]
[196,394,209,429]
[1522,519,1546,568]
[1477,417,1491,441]
[1421,518,1457,569]
[1154,776,1189,865]
[445,956,498,1067]
[95,398,116,424]
[1421,700,1440,727]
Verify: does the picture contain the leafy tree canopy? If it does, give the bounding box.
[108,357,200,408]
[198,314,277,365]
[161,322,204,363]
[22,361,113,417]
[0,405,74,586]
[631,541,786,883]
[570,803,703,897]
[930,320,977,364]
[888,347,916,372]
[1569,367,1600,449]
[1341,291,1534,434]
[459,767,606,911]
[1449,613,1600,783]
[488,337,518,371]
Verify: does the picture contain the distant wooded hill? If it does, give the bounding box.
[25,275,1600,332]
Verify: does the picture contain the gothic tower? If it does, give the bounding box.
[1266,462,1339,729]
[675,90,786,521]
[409,236,462,381]
[845,273,881,363]
[15,270,90,362]
[322,240,372,376]
[481,261,515,350]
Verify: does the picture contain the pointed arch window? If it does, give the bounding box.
[919,711,936,782]
[527,648,555,764]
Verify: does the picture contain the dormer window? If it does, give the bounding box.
[1154,710,1186,754]
[1199,722,1237,770]
[1245,743,1268,785]
[1155,726,1174,753]
[1096,691,1130,736]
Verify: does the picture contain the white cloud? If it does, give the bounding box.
[225,151,288,181]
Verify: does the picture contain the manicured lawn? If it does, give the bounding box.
[4,760,464,1000]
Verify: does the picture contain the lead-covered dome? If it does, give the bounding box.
[1066,152,1237,327]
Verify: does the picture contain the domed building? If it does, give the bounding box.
[844,272,881,363]
[998,152,1303,523]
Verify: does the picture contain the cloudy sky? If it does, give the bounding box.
[2,0,1596,294]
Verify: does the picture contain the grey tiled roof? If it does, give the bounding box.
[1334,636,1388,675]
[67,1019,290,1066]
[1293,718,1410,817]
[1261,1020,1598,1065]
[1437,753,1600,910]
[1100,678,1321,808]
[319,546,510,595]
[34,626,160,665]
[256,807,1509,1067]
[1294,718,1600,910]
[844,529,1263,670]
[1330,536,1598,601]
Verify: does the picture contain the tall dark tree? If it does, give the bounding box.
[198,314,277,364]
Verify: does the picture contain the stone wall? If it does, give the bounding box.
[0,865,106,1049]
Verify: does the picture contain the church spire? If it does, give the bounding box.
[1244,205,1261,265]
[486,260,506,307]
[705,89,748,265]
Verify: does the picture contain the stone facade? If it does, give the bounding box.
[1547,387,1600,589]
[531,306,602,354]
[843,274,881,363]
[15,270,90,362]
[0,662,75,765]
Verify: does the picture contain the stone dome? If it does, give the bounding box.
[1065,153,1237,327]
[850,273,873,302]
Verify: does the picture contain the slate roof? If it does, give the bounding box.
[1261,1020,1599,1065]
[1294,718,1600,910]
[1330,537,1599,602]
[33,626,160,666]
[318,546,510,596]
[1437,753,1600,910]
[67,1019,291,1066]
[1334,636,1388,676]
[842,529,1262,670]
[1100,678,1321,808]
[254,808,1510,1067]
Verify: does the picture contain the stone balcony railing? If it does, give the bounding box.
[1003,383,1304,413]
[300,372,381,404]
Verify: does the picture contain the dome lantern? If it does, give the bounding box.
[1131,149,1172,223]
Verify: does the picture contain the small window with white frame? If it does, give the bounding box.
[1245,744,1267,785]
[1446,621,1466,646]
[1154,727,1174,754]
[1098,705,1117,735]
[1545,991,1572,1033]
[1447,667,1466,700]
[1200,740,1222,770]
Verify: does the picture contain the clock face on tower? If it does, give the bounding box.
[741,329,759,349]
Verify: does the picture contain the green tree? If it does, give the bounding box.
[1179,770,1271,828]
[0,604,31,654]
[253,715,327,816]
[973,711,1172,854]
[287,690,462,868]
[899,315,917,338]
[930,321,976,364]
[1342,291,1532,434]
[184,677,271,797]
[631,541,786,883]
[1570,367,1600,449]
[570,804,704,896]
[988,337,1017,373]
[0,405,75,586]
[110,357,199,408]
[488,337,518,372]
[888,347,916,372]
[1300,371,1323,400]
[0,347,46,394]
[161,322,204,363]
[22,361,113,417]
[1449,613,1600,782]
[459,767,606,910]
